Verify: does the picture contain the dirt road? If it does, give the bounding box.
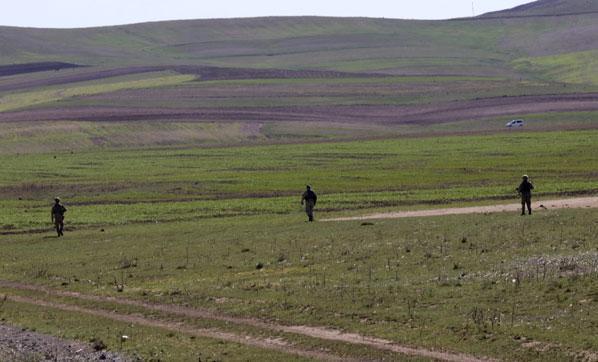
[0,280,496,362]
[323,196,598,222]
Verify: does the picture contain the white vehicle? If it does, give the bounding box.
[506,119,524,128]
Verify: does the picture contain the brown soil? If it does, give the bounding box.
[1,93,596,124]
[0,62,80,77]
[323,196,598,222]
[0,280,495,362]
[0,66,168,93]
[0,323,127,361]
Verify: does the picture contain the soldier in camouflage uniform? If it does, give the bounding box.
[51,197,67,236]
[517,175,534,216]
[301,185,318,222]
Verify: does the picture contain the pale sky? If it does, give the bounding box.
[0,0,535,28]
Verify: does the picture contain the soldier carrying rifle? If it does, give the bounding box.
[301,185,318,222]
[51,197,67,236]
[516,175,534,216]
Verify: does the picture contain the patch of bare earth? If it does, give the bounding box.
[0,62,80,77]
[0,281,495,361]
[0,323,127,361]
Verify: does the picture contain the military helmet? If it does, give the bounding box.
[54,197,61,201]
[522,175,529,179]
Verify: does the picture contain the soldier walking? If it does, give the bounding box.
[301,185,318,222]
[517,175,534,215]
[51,197,67,236]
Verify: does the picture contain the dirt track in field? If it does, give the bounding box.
[4,294,347,362]
[1,93,596,125]
[0,280,496,362]
[323,196,598,222]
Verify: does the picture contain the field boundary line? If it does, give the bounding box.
[322,196,598,222]
[0,280,497,362]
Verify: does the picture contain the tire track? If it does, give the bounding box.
[4,294,347,361]
[0,280,496,362]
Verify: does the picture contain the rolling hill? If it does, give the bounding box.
[0,0,596,75]
[481,0,598,17]
[0,0,596,151]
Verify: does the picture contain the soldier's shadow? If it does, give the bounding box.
[42,235,60,239]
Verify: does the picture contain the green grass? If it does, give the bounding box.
[0,72,195,112]
[424,111,598,133]
[0,298,307,361]
[1,7,596,80]
[1,130,597,231]
[196,75,509,85]
[0,128,597,359]
[1,5,597,358]
[1,109,597,156]
[0,121,270,154]
[513,50,598,85]
[1,207,596,360]
[41,72,598,113]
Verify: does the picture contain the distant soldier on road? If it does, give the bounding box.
[517,175,534,215]
[51,197,67,236]
[301,185,318,222]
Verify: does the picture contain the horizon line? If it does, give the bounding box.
[0,13,479,30]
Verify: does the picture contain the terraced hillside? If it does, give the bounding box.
[0,0,596,151]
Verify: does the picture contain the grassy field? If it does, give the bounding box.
[1,198,596,360]
[0,71,195,112]
[0,129,597,360]
[1,1,597,79]
[0,300,302,361]
[1,110,598,156]
[0,130,597,231]
[514,50,598,85]
[43,75,598,110]
[1,1,596,152]
[1,1,597,359]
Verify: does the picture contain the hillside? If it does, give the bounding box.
[0,1,596,74]
[481,0,598,17]
[0,0,596,151]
